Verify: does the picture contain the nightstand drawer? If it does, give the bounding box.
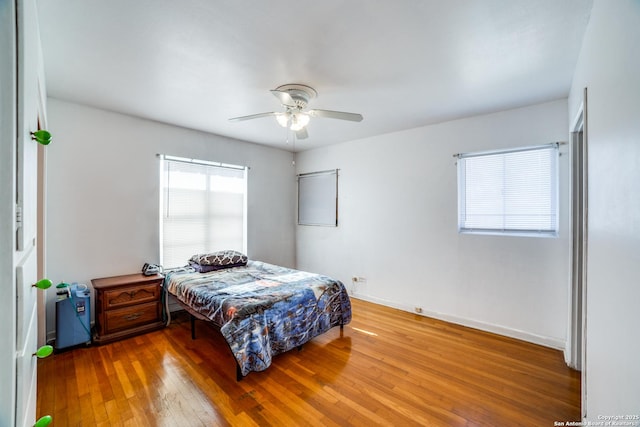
[105,301,160,333]
[103,283,160,309]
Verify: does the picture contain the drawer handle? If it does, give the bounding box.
[123,313,141,321]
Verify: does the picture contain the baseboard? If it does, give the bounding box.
[46,331,56,345]
[351,293,565,350]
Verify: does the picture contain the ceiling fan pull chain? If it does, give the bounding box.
[292,130,296,165]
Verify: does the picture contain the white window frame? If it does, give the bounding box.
[159,154,248,268]
[297,169,339,227]
[456,143,559,237]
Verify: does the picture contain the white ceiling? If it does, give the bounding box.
[37,0,593,151]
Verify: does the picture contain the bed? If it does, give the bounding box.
[163,253,352,379]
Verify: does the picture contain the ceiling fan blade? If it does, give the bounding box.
[270,90,297,107]
[228,112,278,122]
[307,109,363,122]
[296,128,309,140]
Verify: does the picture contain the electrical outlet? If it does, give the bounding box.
[351,276,367,297]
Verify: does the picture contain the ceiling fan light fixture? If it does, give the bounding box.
[275,113,290,128]
[290,113,310,131]
[229,83,362,141]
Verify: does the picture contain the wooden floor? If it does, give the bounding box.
[37,298,580,426]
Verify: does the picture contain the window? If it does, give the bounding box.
[298,169,338,226]
[457,143,559,236]
[159,155,247,268]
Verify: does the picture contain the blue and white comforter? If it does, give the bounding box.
[164,261,352,376]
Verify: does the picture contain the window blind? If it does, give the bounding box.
[160,155,247,268]
[457,144,559,236]
[298,169,338,226]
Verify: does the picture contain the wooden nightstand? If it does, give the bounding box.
[91,273,165,344]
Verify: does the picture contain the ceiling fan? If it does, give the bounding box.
[229,84,363,140]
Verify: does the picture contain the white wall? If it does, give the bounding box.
[296,99,571,348]
[44,98,296,337]
[568,0,640,419]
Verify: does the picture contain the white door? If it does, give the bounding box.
[0,1,19,423]
[1,0,48,425]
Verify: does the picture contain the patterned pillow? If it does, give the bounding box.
[189,250,248,268]
[188,261,244,273]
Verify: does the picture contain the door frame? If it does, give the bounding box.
[569,87,588,419]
